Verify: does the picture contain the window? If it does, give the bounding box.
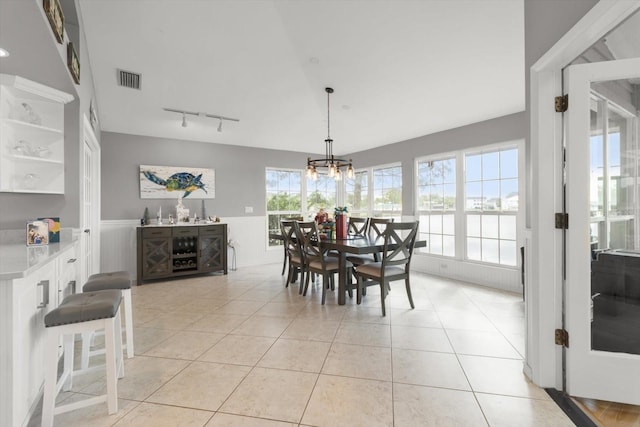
[372,165,402,219]
[266,168,302,247]
[345,170,369,217]
[464,148,518,266]
[416,157,456,256]
[307,174,337,214]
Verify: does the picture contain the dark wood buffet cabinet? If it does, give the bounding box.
[136,224,227,284]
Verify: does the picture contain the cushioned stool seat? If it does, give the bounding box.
[42,290,124,427]
[82,271,134,364]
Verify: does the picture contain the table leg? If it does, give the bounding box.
[338,252,347,305]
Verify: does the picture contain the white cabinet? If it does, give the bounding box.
[0,74,74,194]
[0,242,78,427]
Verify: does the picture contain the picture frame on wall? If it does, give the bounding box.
[26,220,49,246]
[140,165,215,199]
[43,0,64,44]
[67,42,80,84]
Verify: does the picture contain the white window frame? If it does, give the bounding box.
[265,167,304,248]
[371,162,403,220]
[415,152,457,257]
[344,169,370,218]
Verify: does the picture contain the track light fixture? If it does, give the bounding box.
[306,87,354,181]
[163,108,239,132]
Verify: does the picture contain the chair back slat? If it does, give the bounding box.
[295,221,322,260]
[281,220,301,260]
[368,217,394,240]
[381,221,419,269]
[348,217,369,237]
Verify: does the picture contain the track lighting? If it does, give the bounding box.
[163,108,239,131]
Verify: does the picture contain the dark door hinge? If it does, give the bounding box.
[555,328,569,347]
[555,213,569,229]
[555,94,568,112]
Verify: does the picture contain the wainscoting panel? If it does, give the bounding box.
[100,220,139,279]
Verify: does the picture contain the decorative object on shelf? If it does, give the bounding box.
[157,206,162,224]
[306,87,354,181]
[22,173,40,189]
[142,207,150,225]
[26,220,49,246]
[67,42,80,84]
[176,196,190,222]
[140,164,215,199]
[43,0,64,44]
[89,99,98,130]
[162,107,239,131]
[20,102,42,125]
[37,217,61,243]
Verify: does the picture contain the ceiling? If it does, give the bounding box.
[78,0,524,156]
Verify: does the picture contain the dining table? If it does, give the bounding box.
[320,235,426,305]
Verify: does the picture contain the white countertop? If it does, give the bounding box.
[0,240,76,280]
[138,222,225,228]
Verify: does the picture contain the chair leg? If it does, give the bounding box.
[303,269,311,296]
[281,247,287,275]
[285,264,292,288]
[298,267,305,295]
[356,276,362,304]
[405,278,415,309]
[380,281,387,317]
[321,274,328,305]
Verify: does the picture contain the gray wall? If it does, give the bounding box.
[101,111,525,220]
[0,0,100,230]
[101,132,310,220]
[523,0,598,227]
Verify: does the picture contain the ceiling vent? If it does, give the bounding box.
[117,69,141,90]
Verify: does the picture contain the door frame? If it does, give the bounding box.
[81,115,101,283]
[528,0,640,389]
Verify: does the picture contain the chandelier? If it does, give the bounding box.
[306,87,354,181]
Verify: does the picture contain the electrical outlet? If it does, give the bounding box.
[244,206,253,214]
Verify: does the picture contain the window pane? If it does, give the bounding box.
[482,215,499,239]
[467,215,481,237]
[430,214,442,234]
[482,152,500,180]
[442,214,455,235]
[483,180,500,210]
[482,239,500,263]
[501,179,518,211]
[466,154,482,181]
[429,234,443,255]
[443,183,456,210]
[443,235,455,257]
[443,158,456,184]
[500,240,517,266]
[500,149,518,179]
[466,182,482,210]
[499,215,517,240]
[430,184,443,210]
[418,186,430,210]
[467,237,481,260]
[418,215,429,233]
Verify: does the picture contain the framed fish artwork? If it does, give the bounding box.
[139,165,215,199]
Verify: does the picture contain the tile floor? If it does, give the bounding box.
[29,264,576,426]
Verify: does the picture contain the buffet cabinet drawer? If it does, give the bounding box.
[142,227,171,238]
[172,227,198,237]
[199,225,224,236]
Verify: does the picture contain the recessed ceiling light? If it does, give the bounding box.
[0,48,10,58]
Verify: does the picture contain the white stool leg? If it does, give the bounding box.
[81,331,92,370]
[122,288,134,358]
[62,333,74,391]
[41,329,59,427]
[104,316,119,414]
[114,310,124,379]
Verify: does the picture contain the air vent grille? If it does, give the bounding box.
[117,69,141,90]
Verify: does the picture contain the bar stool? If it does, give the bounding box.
[81,271,134,369]
[42,290,124,427]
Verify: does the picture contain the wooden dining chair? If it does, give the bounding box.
[354,221,419,316]
[280,216,303,275]
[296,221,345,304]
[281,219,305,293]
[348,217,369,237]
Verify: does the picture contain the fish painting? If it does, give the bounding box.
[140,165,215,199]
